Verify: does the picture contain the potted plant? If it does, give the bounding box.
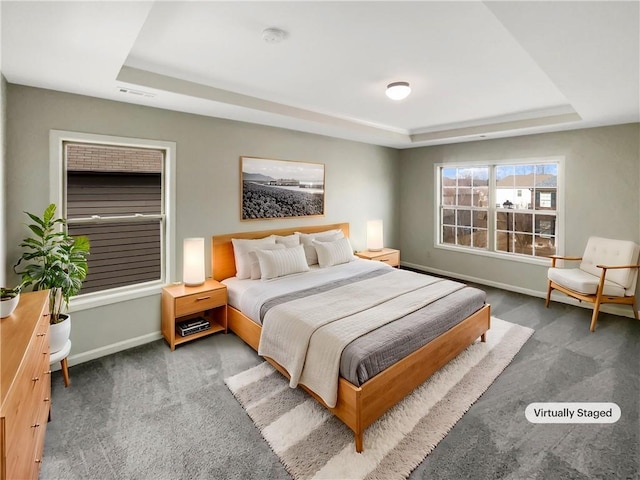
[0,283,24,318]
[14,203,90,353]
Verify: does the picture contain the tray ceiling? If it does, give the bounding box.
[2,1,638,148]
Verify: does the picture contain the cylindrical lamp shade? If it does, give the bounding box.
[366,220,384,252]
[183,237,205,286]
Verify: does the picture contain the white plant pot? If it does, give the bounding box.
[50,314,71,354]
[0,293,20,318]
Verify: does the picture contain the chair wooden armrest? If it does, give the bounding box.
[595,264,640,270]
[548,255,583,267]
[594,264,640,298]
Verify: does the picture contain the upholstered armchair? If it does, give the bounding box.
[545,237,640,332]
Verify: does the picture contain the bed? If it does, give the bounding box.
[212,223,491,452]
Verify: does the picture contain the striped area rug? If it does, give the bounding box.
[225,317,533,480]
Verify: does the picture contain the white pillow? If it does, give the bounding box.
[313,237,355,268]
[248,244,286,279]
[274,233,300,248]
[298,230,344,265]
[231,236,276,279]
[255,245,310,280]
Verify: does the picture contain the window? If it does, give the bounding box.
[437,159,561,262]
[50,131,176,308]
[441,166,489,249]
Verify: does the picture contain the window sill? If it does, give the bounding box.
[69,281,166,312]
[434,243,552,267]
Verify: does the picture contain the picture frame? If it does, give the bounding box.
[240,156,325,220]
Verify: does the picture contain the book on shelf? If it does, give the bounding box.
[176,317,210,336]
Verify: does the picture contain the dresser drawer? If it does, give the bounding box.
[2,355,49,480]
[175,288,227,317]
[29,378,51,480]
[3,356,48,433]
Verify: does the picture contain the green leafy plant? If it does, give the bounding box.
[14,203,90,324]
[0,283,23,300]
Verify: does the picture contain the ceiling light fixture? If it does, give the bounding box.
[385,81,411,101]
[262,27,287,44]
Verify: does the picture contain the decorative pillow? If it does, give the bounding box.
[274,233,300,248]
[255,245,310,280]
[231,236,276,279]
[248,244,286,279]
[298,230,344,265]
[312,237,355,268]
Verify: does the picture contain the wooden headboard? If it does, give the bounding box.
[211,223,350,281]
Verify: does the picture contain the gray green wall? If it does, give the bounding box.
[5,82,640,363]
[5,84,399,363]
[398,123,640,307]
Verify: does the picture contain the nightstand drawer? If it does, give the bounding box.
[373,251,399,266]
[175,288,226,317]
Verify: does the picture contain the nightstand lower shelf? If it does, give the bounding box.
[173,320,225,347]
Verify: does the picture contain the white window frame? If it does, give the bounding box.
[434,156,564,266]
[49,130,176,312]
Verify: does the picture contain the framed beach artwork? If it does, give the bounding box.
[240,156,325,220]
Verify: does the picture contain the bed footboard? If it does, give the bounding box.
[227,302,491,452]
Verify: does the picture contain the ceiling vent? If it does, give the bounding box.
[117,86,156,98]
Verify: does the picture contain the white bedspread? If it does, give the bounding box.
[257,268,464,407]
[223,259,391,323]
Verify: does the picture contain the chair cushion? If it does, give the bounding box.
[548,267,626,297]
[580,237,640,292]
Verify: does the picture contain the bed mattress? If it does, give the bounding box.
[223,260,486,386]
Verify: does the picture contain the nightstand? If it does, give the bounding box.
[355,248,400,267]
[161,278,228,350]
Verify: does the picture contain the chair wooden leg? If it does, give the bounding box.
[545,281,553,308]
[60,357,70,387]
[590,302,602,332]
[632,297,639,320]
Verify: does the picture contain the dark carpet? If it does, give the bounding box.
[41,284,640,479]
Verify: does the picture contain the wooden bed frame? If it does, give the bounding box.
[212,223,491,452]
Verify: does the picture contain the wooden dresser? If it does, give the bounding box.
[0,290,51,480]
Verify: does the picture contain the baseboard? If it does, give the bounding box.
[401,261,638,319]
[50,331,163,371]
